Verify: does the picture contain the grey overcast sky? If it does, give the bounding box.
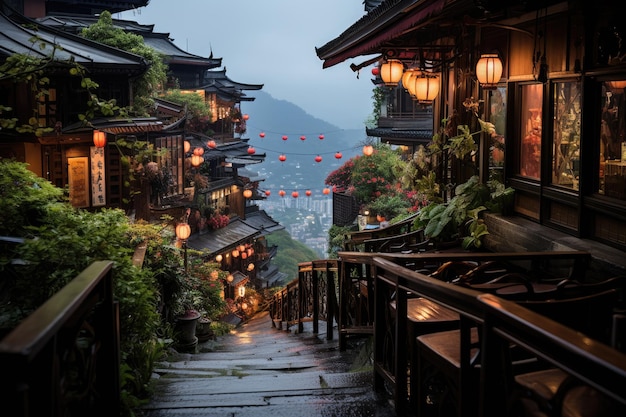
[117,0,376,130]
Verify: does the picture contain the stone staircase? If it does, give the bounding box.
[139,311,395,417]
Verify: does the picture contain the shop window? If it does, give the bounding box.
[600,81,626,199]
[37,87,57,128]
[154,135,184,196]
[487,87,506,183]
[519,84,543,179]
[552,81,581,189]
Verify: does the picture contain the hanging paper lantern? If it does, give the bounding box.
[243,189,253,198]
[300,135,306,141]
[279,154,287,162]
[318,134,324,140]
[305,190,312,197]
[323,187,330,195]
[335,152,342,159]
[241,252,247,260]
[183,140,191,153]
[207,140,217,149]
[191,154,204,167]
[232,249,239,258]
[92,130,107,148]
[193,147,204,156]
[292,191,299,198]
[315,155,322,163]
[413,73,440,104]
[175,223,191,241]
[278,189,286,197]
[247,146,256,155]
[259,132,265,138]
[363,145,374,156]
[243,114,250,120]
[265,190,271,196]
[282,135,288,141]
[372,66,380,76]
[380,59,404,87]
[215,254,223,262]
[475,54,503,89]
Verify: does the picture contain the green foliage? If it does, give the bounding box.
[161,89,212,134]
[462,206,489,250]
[366,194,411,220]
[327,224,355,258]
[81,11,167,115]
[266,230,318,282]
[350,144,403,204]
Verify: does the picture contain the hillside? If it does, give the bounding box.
[266,230,319,283]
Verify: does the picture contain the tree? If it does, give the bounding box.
[81,11,167,115]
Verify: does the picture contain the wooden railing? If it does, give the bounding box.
[0,261,120,417]
[269,260,339,340]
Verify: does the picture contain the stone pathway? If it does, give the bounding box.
[139,311,396,417]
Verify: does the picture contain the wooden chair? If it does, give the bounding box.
[415,288,622,417]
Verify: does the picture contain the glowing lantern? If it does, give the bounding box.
[371,66,380,76]
[402,68,419,93]
[315,155,322,163]
[413,73,440,104]
[207,140,217,148]
[282,135,288,141]
[279,154,287,162]
[279,189,286,197]
[259,132,266,138]
[476,54,503,89]
[241,252,247,260]
[300,135,306,141]
[305,190,312,197]
[335,152,342,159]
[243,189,253,198]
[265,190,271,196]
[380,59,404,87]
[193,147,204,156]
[227,274,234,283]
[247,263,255,271]
[247,147,256,155]
[323,188,330,195]
[210,270,219,279]
[183,140,191,153]
[93,130,106,148]
[243,114,250,120]
[239,244,246,252]
[609,80,626,90]
[190,154,204,167]
[292,191,299,198]
[319,134,324,140]
[232,249,239,258]
[175,223,191,241]
[215,254,223,262]
[363,145,374,156]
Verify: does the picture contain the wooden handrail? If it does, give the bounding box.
[0,261,120,417]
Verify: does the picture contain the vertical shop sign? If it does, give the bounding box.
[90,146,106,206]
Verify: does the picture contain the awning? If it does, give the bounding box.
[186,217,260,254]
[316,0,448,68]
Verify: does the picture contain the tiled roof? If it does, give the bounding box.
[186,217,261,255]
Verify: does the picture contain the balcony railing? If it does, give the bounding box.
[0,261,120,417]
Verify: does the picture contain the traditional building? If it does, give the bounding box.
[317,0,626,274]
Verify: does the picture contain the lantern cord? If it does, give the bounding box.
[245,123,346,137]
[249,144,360,156]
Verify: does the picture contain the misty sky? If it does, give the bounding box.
[117,0,377,130]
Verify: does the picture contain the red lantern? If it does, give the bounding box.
[363,145,374,156]
[193,147,204,156]
[93,130,106,148]
[371,67,380,76]
[265,190,271,197]
[279,189,286,197]
[247,147,256,155]
[282,135,288,141]
[335,152,342,159]
[292,191,299,198]
[279,154,287,162]
[300,135,306,141]
[259,132,265,138]
[318,134,324,140]
[315,155,322,163]
[305,190,311,197]
[243,113,250,120]
[322,187,330,195]
[207,140,216,149]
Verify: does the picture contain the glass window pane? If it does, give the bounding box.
[600,81,626,199]
[552,82,581,189]
[488,87,506,183]
[520,84,543,179]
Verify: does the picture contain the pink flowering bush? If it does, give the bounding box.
[207,213,230,229]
